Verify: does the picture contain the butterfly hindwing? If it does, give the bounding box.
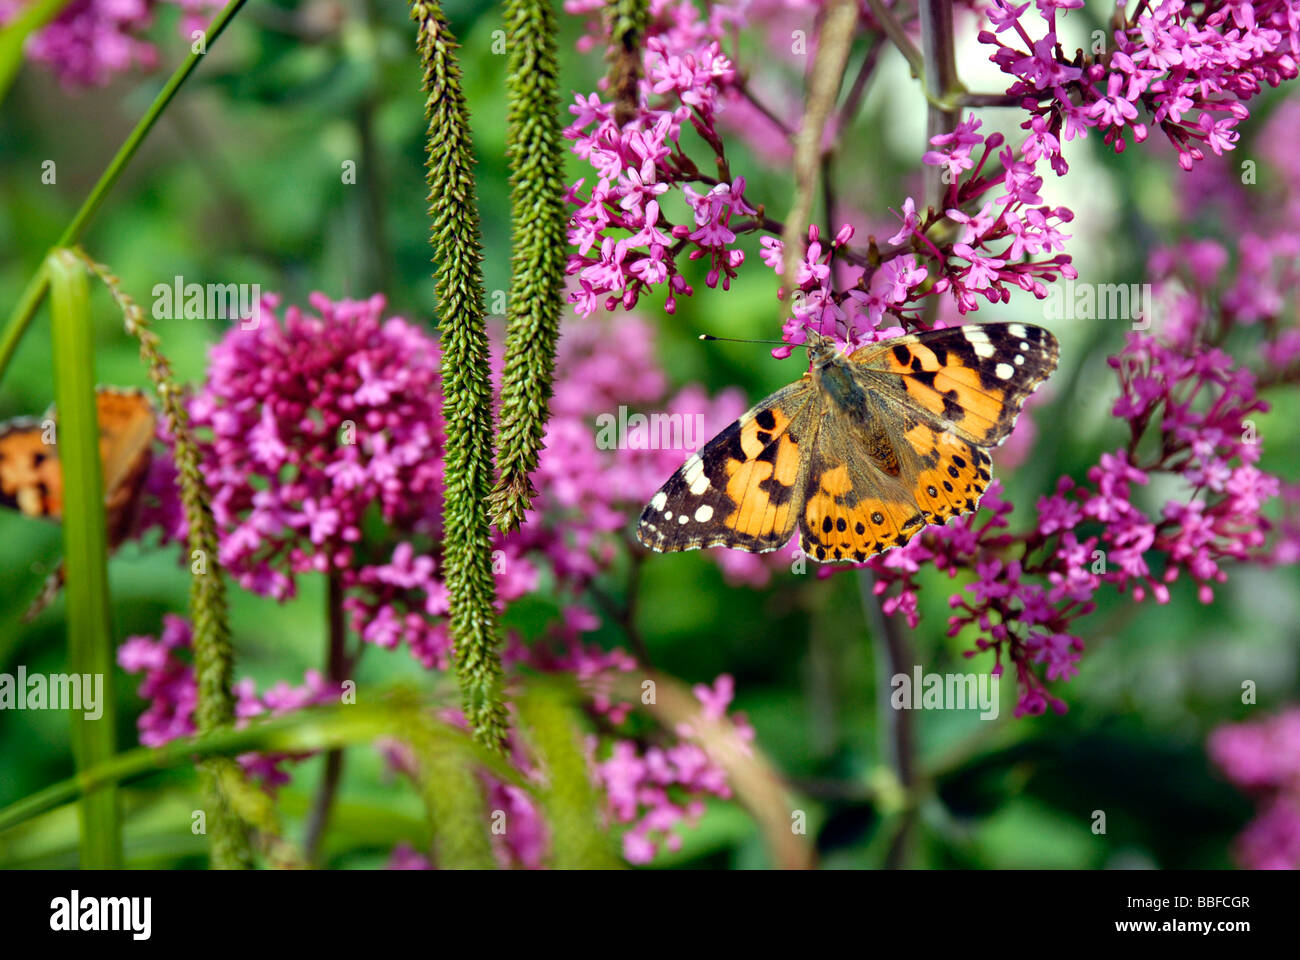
[93,388,156,544]
[850,322,1059,448]
[798,411,930,562]
[636,380,816,554]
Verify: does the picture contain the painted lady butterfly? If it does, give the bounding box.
[0,387,156,618]
[637,323,1059,563]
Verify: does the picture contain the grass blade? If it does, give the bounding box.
[0,691,531,837]
[46,248,120,869]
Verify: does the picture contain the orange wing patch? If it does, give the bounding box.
[853,322,1059,447]
[801,479,927,562]
[0,421,63,517]
[909,428,993,521]
[0,386,155,532]
[637,381,816,554]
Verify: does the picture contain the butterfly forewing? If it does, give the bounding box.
[97,388,157,495]
[851,322,1059,448]
[636,380,817,554]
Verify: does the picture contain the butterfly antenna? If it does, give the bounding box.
[22,559,65,623]
[698,333,790,346]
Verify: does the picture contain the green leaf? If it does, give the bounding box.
[518,682,621,869]
[0,690,530,839]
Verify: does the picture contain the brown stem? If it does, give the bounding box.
[958,92,1023,107]
[782,0,859,291]
[919,0,961,209]
[834,32,887,131]
[303,571,349,866]
[856,569,918,868]
[737,80,795,138]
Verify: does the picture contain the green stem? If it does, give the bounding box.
[782,0,858,290]
[489,0,569,532]
[72,249,251,867]
[919,0,961,208]
[47,250,120,869]
[856,568,917,869]
[518,685,621,869]
[862,0,923,78]
[303,573,349,866]
[410,0,509,752]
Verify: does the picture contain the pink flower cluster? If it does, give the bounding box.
[595,675,751,864]
[1,0,217,88]
[564,2,766,317]
[129,292,768,865]
[565,97,757,317]
[981,0,1299,170]
[759,113,1076,354]
[858,262,1282,715]
[182,293,475,669]
[1209,707,1300,868]
[118,613,339,785]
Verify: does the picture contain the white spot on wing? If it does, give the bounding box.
[689,473,710,495]
[650,492,667,511]
[973,341,996,359]
[682,455,704,487]
[694,504,713,522]
[677,514,689,524]
[995,362,1014,380]
[1008,323,1028,339]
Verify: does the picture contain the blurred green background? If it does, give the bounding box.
[0,0,1296,868]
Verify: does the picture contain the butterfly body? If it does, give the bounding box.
[637,323,1059,563]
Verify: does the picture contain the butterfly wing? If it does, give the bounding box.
[94,388,156,545]
[797,406,935,562]
[800,323,1058,563]
[0,418,63,517]
[849,322,1059,447]
[3,387,156,522]
[637,380,818,554]
[3,388,156,621]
